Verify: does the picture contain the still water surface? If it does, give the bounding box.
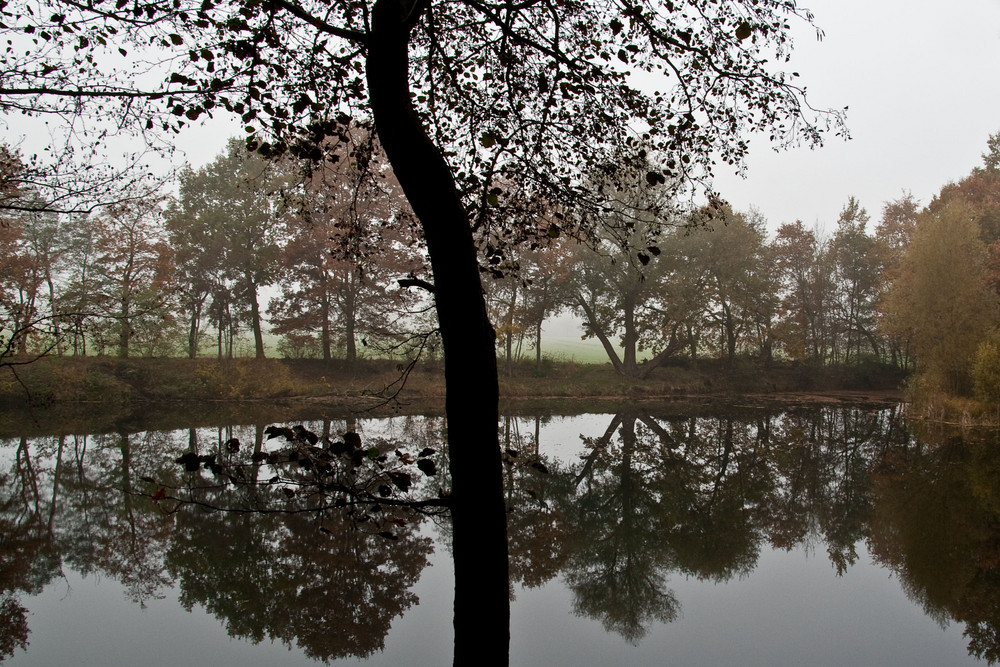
[1,402,995,665]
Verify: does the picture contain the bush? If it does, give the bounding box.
[191,359,297,398]
[973,332,1000,407]
[276,333,322,359]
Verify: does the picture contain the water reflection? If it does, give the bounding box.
[166,498,431,660]
[503,407,905,643]
[868,425,1000,663]
[2,404,1000,664]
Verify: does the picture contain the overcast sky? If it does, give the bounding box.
[711,0,1000,234]
[172,0,1000,237]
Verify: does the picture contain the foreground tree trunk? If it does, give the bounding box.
[367,1,510,664]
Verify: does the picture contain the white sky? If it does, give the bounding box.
[711,0,1000,233]
[168,0,1000,236]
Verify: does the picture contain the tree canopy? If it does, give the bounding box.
[1,0,843,222]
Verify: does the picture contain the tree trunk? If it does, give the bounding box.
[345,272,358,363]
[46,273,62,356]
[188,296,204,358]
[247,277,265,359]
[119,295,130,358]
[367,3,509,664]
[622,298,638,377]
[320,269,332,362]
[722,302,736,367]
[576,295,626,376]
[504,283,517,376]
[535,317,543,373]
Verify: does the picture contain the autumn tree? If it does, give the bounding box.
[90,201,176,358]
[770,220,833,362]
[2,0,844,659]
[46,214,102,355]
[828,198,884,363]
[17,206,77,355]
[163,198,220,358]
[883,198,996,395]
[269,132,423,362]
[0,146,24,211]
[514,244,573,373]
[0,211,41,360]
[0,154,61,360]
[483,268,527,375]
[874,193,919,368]
[0,192,79,361]
[570,217,687,380]
[483,238,571,375]
[167,140,286,359]
[930,133,1000,246]
[684,208,774,365]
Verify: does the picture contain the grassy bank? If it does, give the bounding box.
[0,356,908,437]
[0,355,906,407]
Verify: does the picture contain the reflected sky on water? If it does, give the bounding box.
[0,403,992,666]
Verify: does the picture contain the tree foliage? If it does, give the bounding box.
[484,241,572,374]
[972,331,1000,408]
[684,208,774,364]
[0,0,843,212]
[828,198,882,363]
[770,220,829,361]
[269,131,424,362]
[167,139,287,359]
[883,198,995,394]
[569,200,687,379]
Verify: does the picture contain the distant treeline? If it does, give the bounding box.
[4,134,1000,399]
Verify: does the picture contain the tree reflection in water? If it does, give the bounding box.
[5,404,1000,663]
[0,436,58,660]
[166,499,432,660]
[868,424,1000,663]
[156,418,442,661]
[504,407,886,642]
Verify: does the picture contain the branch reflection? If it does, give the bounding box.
[4,404,1000,664]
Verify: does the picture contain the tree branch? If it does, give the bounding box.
[397,276,436,293]
[266,0,370,44]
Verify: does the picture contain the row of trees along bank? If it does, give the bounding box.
[5,133,1000,396]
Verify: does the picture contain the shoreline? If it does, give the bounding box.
[0,355,911,438]
[0,355,908,405]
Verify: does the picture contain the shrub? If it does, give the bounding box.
[277,333,322,359]
[973,331,1000,408]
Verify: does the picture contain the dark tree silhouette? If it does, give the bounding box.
[1,0,845,660]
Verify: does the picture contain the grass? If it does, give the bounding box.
[0,353,907,408]
[0,354,912,438]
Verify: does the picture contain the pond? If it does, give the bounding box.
[1,400,997,666]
